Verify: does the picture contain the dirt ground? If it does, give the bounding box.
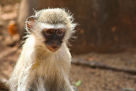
[0,1,136,91]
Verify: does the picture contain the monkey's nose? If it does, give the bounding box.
[52,40,60,47]
[52,40,57,45]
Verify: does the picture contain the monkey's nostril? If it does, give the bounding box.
[52,40,54,43]
[52,40,58,46]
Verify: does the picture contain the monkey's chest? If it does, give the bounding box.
[32,60,67,91]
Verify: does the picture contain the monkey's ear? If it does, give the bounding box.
[26,16,36,31]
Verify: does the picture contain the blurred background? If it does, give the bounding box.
[0,0,136,91]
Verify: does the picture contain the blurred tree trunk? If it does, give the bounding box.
[17,0,37,37]
[17,0,136,54]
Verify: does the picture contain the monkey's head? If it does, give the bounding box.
[25,8,76,52]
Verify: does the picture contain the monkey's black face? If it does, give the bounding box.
[42,28,65,52]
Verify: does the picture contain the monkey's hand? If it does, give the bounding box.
[71,86,78,91]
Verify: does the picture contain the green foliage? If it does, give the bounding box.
[75,80,82,87]
[123,88,134,91]
[16,0,21,2]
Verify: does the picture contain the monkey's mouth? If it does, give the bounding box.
[46,45,60,52]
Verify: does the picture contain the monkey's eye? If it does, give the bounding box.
[56,29,63,35]
[46,30,53,35]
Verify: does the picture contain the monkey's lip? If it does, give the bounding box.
[47,46,60,52]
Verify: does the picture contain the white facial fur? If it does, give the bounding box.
[39,23,66,30]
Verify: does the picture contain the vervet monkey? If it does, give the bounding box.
[7,8,77,91]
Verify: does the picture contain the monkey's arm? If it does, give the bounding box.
[71,86,78,91]
[7,57,33,91]
[7,37,36,91]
